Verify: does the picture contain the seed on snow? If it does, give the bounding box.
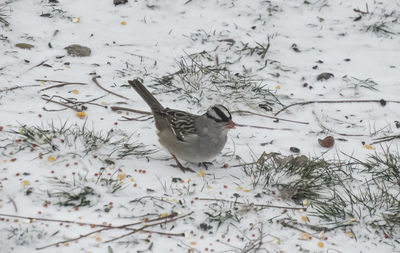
[76,111,87,118]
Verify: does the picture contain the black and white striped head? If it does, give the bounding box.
[206,104,235,129]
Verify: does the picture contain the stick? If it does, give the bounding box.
[103,211,194,243]
[120,115,153,121]
[0,84,41,93]
[43,107,68,112]
[92,77,129,100]
[40,82,88,91]
[41,96,80,111]
[37,228,183,250]
[280,220,320,239]
[233,110,309,125]
[280,220,338,246]
[312,111,368,137]
[282,219,329,232]
[235,123,292,131]
[0,213,111,227]
[19,59,49,76]
[35,212,187,250]
[36,79,87,84]
[274,99,400,116]
[197,198,305,211]
[110,106,152,115]
[369,135,400,145]
[7,198,18,213]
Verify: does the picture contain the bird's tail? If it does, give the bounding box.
[128,79,164,111]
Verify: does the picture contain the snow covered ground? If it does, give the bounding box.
[1,0,399,252]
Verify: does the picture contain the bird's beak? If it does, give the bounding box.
[225,120,236,129]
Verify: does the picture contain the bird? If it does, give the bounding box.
[128,79,235,172]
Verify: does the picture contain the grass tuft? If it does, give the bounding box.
[238,151,400,236]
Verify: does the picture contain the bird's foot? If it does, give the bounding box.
[198,162,213,170]
[171,154,195,173]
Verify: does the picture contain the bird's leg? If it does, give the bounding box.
[171,154,195,173]
[198,162,213,170]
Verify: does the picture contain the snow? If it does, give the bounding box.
[1,0,399,252]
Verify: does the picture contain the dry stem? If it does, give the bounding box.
[233,110,309,125]
[197,198,305,211]
[275,99,400,116]
[92,77,129,100]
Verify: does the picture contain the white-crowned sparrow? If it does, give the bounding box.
[128,79,235,172]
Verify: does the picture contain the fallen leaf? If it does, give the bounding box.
[318,136,335,148]
[316,72,334,81]
[15,43,34,49]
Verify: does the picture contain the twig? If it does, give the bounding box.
[36,79,87,84]
[42,107,68,112]
[0,213,108,229]
[178,241,202,253]
[7,197,18,213]
[236,123,292,131]
[36,227,108,250]
[92,77,129,100]
[369,134,400,145]
[39,82,88,91]
[37,227,183,250]
[34,212,188,250]
[84,95,108,104]
[41,94,106,111]
[110,106,152,115]
[152,88,182,95]
[282,219,329,232]
[353,3,369,14]
[279,220,320,240]
[103,211,194,244]
[256,223,264,251]
[41,96,80,111]
[312,111,368,137]
[233,110,309,125]
[274,99,400,116]
[280,220,338,246]
[120,115,153,121]
[0,213,111,227]
[19,59,49,75]
[197,198,305,211]
[0,84,41,93]
[353,8,368,14]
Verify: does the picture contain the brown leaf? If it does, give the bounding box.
[316,72,334,81]
[15,43,34,49]
[318,136,335,148]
